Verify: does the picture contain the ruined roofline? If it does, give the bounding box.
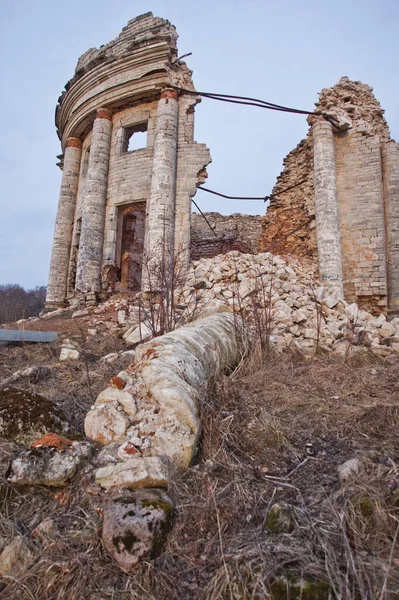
[55,13,193,146]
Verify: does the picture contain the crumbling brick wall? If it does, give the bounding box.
[190,212,262,260]
[259,138,316,259]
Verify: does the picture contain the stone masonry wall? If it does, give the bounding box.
[260,77,398,314]
[191,212,262,260]
[102,102,158,267]
[335,128,387,310]
[48,13,211,307]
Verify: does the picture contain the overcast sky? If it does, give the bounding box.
[1,0,398,289]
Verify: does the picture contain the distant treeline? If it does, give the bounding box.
[0,284,47,324]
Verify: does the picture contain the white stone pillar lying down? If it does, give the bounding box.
[85,313,243,468]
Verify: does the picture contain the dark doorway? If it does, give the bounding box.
[117,203,146,290]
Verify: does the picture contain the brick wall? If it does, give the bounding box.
[191,212,262,260]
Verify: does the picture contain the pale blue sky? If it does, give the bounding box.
[1,0,398,288]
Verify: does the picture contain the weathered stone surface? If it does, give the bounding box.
[266,502,295,534]
[85,403,130,445]
[0,388,69,445]
[59,338,79,361]
[8,442,92,486]
[338,458,361,483]
[191,212,262,260]
[95,456,169,489]
[260,76,399,315]
[123,322,153,345]
[46,12,211,308]
[0,536,35,577]
[95,387,137,417]
[102,489,173,572]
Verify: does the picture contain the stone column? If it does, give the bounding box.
[142,89,178,290]
[382,140,399,315]
[46,137,82,308]
[311,117,344,299]
[76,108,112,295]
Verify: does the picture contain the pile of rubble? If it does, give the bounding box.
[48,251,399,359]
[174,251,399,357]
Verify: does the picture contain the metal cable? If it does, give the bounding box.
[198,178,308,202]
[173,86,313,116]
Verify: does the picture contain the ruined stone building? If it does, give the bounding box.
[45,13,211,309]
[45,12,399,317]
[260,77,399,315]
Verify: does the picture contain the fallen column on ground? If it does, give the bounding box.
[84,312,244,570]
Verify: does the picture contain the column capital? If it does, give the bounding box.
[307,114,331,128]
[96,108,113,121]
[160,88,178,101]
[66,137,83,149]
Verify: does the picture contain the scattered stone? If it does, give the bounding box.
[102,352,119,363]
[121,349,136,360]
[8,442,92,486]
[60,338,79,361]
[87,328,98,336]
[0,365,51,387]
[95,456,169,490]
[102,489,173,572]
[32,433,74,451]
[117,310,127,324]
[32,518,57,542]
[123,322,153,345]
[266,502,295,534]
[338,458,361,483]
[0,388,69,445]
[0,536,35,577]
[72,308,89,318]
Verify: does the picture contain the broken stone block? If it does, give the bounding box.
[265,502,295,534]
[72,308,89,318]
[60,338,80,361]
[117,310,127,324]
[85,402,130,445]
[379,322,395,338]
[102,352,119,363]
[123,322,153,345]
[8,442,92,487]
[95,456,169,490]
[338,458,361,483]
[102,489,173,572]
[0,388,69,446]
[0,536,35,577]
[95,387,137,417]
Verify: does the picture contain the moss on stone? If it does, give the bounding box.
[140,497,174,517]
[266,503,294,534]
[270,576,331,600]
[0,388,69,445]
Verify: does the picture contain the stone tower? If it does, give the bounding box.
[260,77,399,315]
[45,13,211,309]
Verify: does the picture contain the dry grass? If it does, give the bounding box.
[1,350,399,599]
